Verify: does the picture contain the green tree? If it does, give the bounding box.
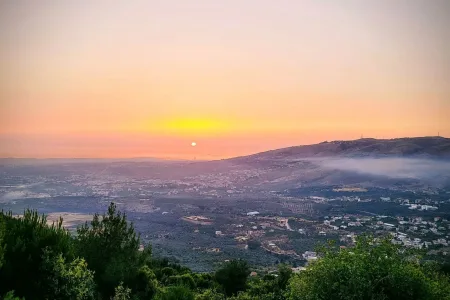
[195,288,226,300]
[129,265,159,299]
[76,202,142,298]
[215,259,250,296]
[158,267,177,284]
[244,274,286,300]
[155,285,195,300]
[40,250,96,300]
[192,273,215,290]
[277,264,292,291]
[228,291,275,300]
[166,274,196,289]
[247,240,261,250]
[0,210,74,299]
[2,291,24,300]
[288,235,450,300]
[112,282,132,300]
[0,215,5,269]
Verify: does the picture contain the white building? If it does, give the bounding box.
[247,211,260,216]
[303,251,318,261]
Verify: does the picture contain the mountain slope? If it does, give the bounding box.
[231,137,450,162]
[207,137,450,190]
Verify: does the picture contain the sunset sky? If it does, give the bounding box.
[1,0,449,159]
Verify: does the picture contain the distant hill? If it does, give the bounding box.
[214,137,450,190]
[232,137,450,161]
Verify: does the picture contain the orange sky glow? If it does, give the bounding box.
[1,1,449,159]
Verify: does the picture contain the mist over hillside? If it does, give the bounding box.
[200,137,449,189]
[1,137,449,191]
[317,157,450,180]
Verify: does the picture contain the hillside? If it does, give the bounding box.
[207,137,450,190]
[232,137,450,162]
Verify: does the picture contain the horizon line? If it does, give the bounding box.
[0,135,447,161]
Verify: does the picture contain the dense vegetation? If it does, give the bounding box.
[1,203,450,300]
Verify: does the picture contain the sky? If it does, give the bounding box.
[1,0,449,159]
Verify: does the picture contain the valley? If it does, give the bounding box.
[1,137,450,272]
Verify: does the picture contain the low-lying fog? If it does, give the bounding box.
[314,157,450,181]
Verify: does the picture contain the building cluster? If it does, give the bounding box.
[319,214,450,252]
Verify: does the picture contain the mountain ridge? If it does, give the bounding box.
[228,136,450,162]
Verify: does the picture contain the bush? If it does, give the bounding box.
[2,291,24,300]
[40,250,96,300]
[287,235,450,300]
[215,259,250,296]
[0,210,74,299]
[155,285,195,300]
[129,265,159,299]
[192,273,215,290]
[195,288,226,300]
[247,240,261,250]
[166,274,196,289]
[3,206,450,300]
[112,282,132,300]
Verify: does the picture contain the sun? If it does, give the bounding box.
[191,142,197,147]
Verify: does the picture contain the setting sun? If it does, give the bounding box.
[153,118,232,136]
[0,3,449,297]
[0,1,448,159]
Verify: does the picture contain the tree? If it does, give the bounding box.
[287,235,450,300]
[76,202,142,298]
[0,215,5,269]
[112,282,132,300]
[2,291,24,300]
[155,285,195,300]
[277,264,292,291]
[0,210,74,299]
[166,274,196,289]
[195,288,226,300]
[40,250,96,299]
[247,240,261,250]
[215,259,250,296]
[242,272,290,300]
[129,265,159,299]
[192,273,215,290]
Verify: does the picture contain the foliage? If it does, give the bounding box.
[192,273,215,290]
[76,202,142,298]
[150,258,191,281]
[438,256,450,276]
[166,274,196,289]
[235,266,292,300]
[215,259,250,296]
[194,288,226,300]
[40,250,96,300]
[155,285,195,300]
[128,265,159,299]
[277,264,293,291]
[287,235,450,300]
[0,210,74,299]
[0,216,5,269]
[2,291,24,300]
[2,206,450,300]
[240,279,278,300]
[112,282,132,300]
[247,240,261,250]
